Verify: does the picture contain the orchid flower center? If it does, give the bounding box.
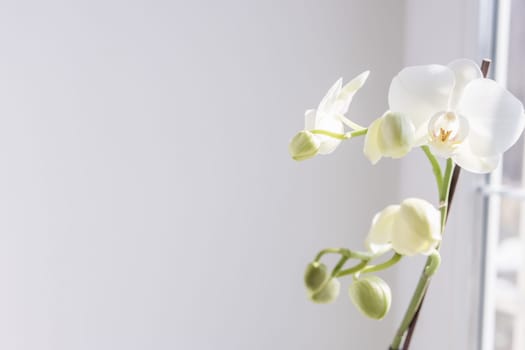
[427,111,469,157]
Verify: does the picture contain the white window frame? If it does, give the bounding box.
[480,0,525,349]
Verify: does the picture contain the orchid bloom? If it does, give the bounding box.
[365,198,441,256]
[387,59,525,173]
[289,72,369,160]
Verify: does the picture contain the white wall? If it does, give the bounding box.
[0,1,405,349]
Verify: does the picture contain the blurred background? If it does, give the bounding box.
[0,0,522,349]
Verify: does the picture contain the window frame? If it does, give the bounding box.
[479,0,525,349]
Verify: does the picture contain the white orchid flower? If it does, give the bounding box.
[365,198,441,256]
[289,72,369,161]
[387,59,525,173]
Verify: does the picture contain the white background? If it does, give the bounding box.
[0,0,484,349]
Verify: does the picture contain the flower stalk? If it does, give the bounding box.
[390,154,453,349]
[391,59,492,350]
[312,248,403,278]
[310,128,368,140]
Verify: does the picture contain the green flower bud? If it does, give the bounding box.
[348,276,391,319]
[378,112,415,158]
[289,130,320,161]
[364,112,415,164]
[309,278,340,304]
[304,262,329,292]
[391,198,441,256]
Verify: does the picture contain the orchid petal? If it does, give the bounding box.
[365,205,399,254]
[453,140,501,173]
[389,65,454,133]
[316,115,344,154]
[318,78,342,114]
[304,109,317,129]
[458,79,525,156]
[334,71,370,114]
[413,125,430,147]
[363,117,383,164]
[339,114,365,130]
[447,59,482,109]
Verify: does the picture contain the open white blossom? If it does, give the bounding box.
[387,59,525,173]
[365,198,441,256]
[289,72,369,160]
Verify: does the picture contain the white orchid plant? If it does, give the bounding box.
[289,59,525,350]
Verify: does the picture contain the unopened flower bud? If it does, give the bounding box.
[304,262,329,292]
[391,198,441,256]
[348,276,391,320]
[309,278,340,304]
[364,112,415,164]
[379,112,415,157]
[289,130,321,161]
[365,198,441,256]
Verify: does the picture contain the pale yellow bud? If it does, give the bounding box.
[289,131,321,161]
[364,112,415,164]
[378,112,415,158]
[365,198,441,257]
[309,278,340,304]
[348,275,391,320]
[304,262,329,292]
[391,198,441,256]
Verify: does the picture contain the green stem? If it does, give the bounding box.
[424,250,441,277]
[421,145,443,194]
[331,255,349,276]
[333,253,402,278]
[390,154,454,350]
[440,159,454,229]
[336,260,369,277]
[360,253,402,274]
[391,251,441,349]
[391,275,429,347]
[316,247,392,278]
[310,129,348,140]
[314,248,373,262]
[348,129,367,138]
[310,128,367,140]
[314,248,347,261]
